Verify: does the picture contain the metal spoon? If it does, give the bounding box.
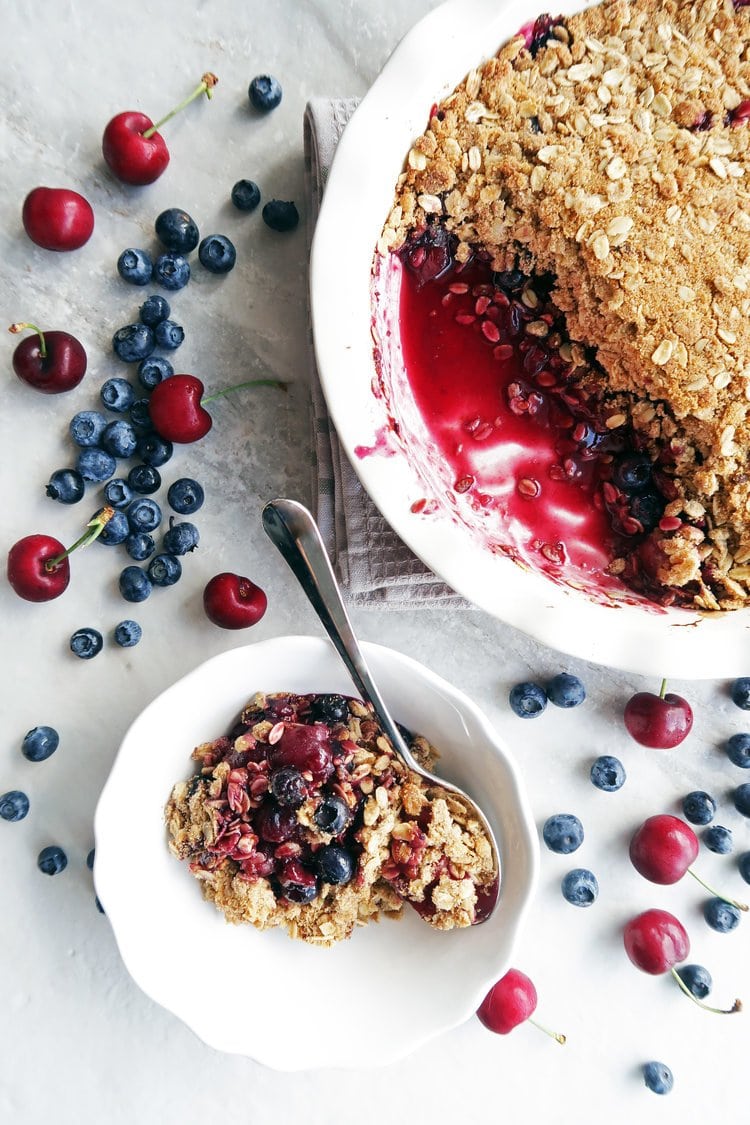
[261,497,500,923]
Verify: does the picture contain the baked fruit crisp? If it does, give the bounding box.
[379,0,750,610]
[165,692,496,945]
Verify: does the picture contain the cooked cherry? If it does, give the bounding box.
[277,859,318,903]
[270,722,334,783]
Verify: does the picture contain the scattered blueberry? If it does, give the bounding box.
[127,464,161,495]
[127,497,161,533]
[731,678,750,710]
[154,319,185,350]
[724,732,750,768]
[163,520,199,555]
[112,323,155,364]
[198,234,236,274]
[546,672,586,708]
[739,852,750,884]
[147,553,182,586]
[77,447,117,482]
[129,398,153,430]
[100,378,136,413]
[248,74,282,112]
[101,419,138,459]
[97,509,130,545]
[704,897,741,932]
[125,532,155,561]
[116,248,153,286]
[167,477,204,514]
[231,179,261,211]
[22,725,59,762]
[119,566,152,602]
[0,791,30,822]
[561,867,598,906]
[103,478,133,509]
[542,813,584,854]
[675,964,712,999]
[136,433,173,467]
[138,355,174,390]
[114,619,142,647]
[612,453,652,493]
[139,294,171,327]
[46,468,85,505]
[153,252,190,290]
[642,1061,673,1095]
[86,848,95,870]
[703,825,733,854]
[313,795,350,835]
[38,845,67,876]
[509,681,547,718]
[262,199,299,232]
[315,845,355,885]
[733,782,750,817]
[270,767,307,808]
[154,208,200,254]
[590,755,626,792]
[70,410,107,447]
[682,790,716,826]
[308,694,349,724]
[70,627,104,660]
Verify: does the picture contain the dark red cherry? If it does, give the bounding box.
[22,187,94,251]
[7,535,69,602]
[624,680,693,748]
[10,323,87,394]
[149,375,212,443]
[477,968,565,1042]
[202,572,267,629]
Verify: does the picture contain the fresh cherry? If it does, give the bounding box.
[477,968,565,1043]
[149,374,286,443]
[202,572,268,629]
[624,679,693,748]
[9,323,87,394]
[630,814,747,910]
[7,508,113,602]
[270,723,335,783]
[22,187,94,251]
[102,73,218,186]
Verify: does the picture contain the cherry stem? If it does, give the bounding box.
[201,378,288,405]
[670,968,742,1014]
[528,1017,566,1044]
[659,678,667,699]
[9,322,46,359]
[686,865,748,911]
[142,73,219,139]
[45,507,114,572]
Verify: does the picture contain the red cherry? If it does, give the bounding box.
[624,680,693,748]
[149,375,212,443]
[22,187,94,251]
[7,535,70,602]
[477,968,565,1042]
[9,323,87,394]
[624,908,689,975]
[203,572,268,629]
[270,723,334,783]
[629,815,698,885]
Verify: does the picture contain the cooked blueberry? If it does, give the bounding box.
[269,767,306,807]
[731,677,750,710]
[313,796,350,835]
[38,846,68,876]
[117,248,153,285]
[0,790,30,822]
[46,468,85,504]
[703,897,741,932]
[682,790,716,825]
[77,447,117,482]
[590,755,626,791]
[147,553,181,586]
[138,355,174,390]
[248,74,282,112]
[262,200,299,232]
[739,852,750,884]
[100,378,136,413]
[22,725,59,762]
[103,478,133,509]
[70,627,103,659]
[70,410,107,447]
[167,477,205,514]
[136,434,173,467]
[163,520,199,555]
[155,208,200,254]
[493,269,525,292]
[546,672,585,708]
[86,848,95,870]
[119,566,152,602]
[127,497,161,533]
[139,294,171,327]
[733,782,750,817]
[542,813,584,854]
[153,252,190,290]
[612,453,652,493]
[114,619,142,647]
[642,1061,673,1096]
[101,420,138,459]
[125,532,155,561]
[724,732,750,768]
[629,490,663,533]
[509,681,547,718]
[97,509,129,545]
[308,693,349,724]
[198,234,236,274]
[154,319,184,349]
[316,845,355,886]
[127,464,161,495]
[231,179,261,211]
[561,867,598,906]
[112,323,155,364]
[129,398,153,430]
[703,825,733,854]
[675,964,712,999]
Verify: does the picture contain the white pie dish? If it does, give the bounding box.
[93,635,537,1071]
[310,0,750,678]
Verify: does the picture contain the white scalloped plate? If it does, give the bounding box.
[311,0,750,678]
[94,636,537,1070]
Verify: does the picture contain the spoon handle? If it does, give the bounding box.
[261,499,419,770]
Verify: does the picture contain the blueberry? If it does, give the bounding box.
[198,234,236,274]
[147,553,182,586]
[629,490,663,533]
[724,733,750,768]
[139,294,171,327]
[167,477,204,514]
[675,964,712,999]
[279,870,317,904]
[117,248,153,285]
[129,398,153,430]
[125,532,155,561]
[308,694,349,724]
[704,897,741,932]
[509,681,547,718]
[119,566,152,603]
[546,672,586,708]
[127,497,161,533]
[70,627,104,659]
[316,845,355,885]
[112,323,155,364]
[542,813,584,854]
[561,867,598,906]
[97,509,129,545]
[154,208,200,254]
[612,453,652,493]
[38,845,67,875]
[77,447,117,482]
[86,848,95,870]
[231,179,261,211]
[313,796,350,835]
[114,619,142,647]
[731,678,750,710]
[102,478,133,509]
[270,767,307,807]
[0,790,30,822]
[703,825,733,854]
[22,725,59,762]
[248,74,282,112]
[739,852,750,884]
[262,199,299,232]
[136,434,173,467]
[642,1061,673,1095]
[682,790,716,826]
[46,468,85,504]
[70,410,107,447]
[163,520,199,555]
[127,464,161,495]
[590,755,626,792]
[733,782,750,817]
[154,319,184,349]
[100,378,136,413]
[101,420,138,459]
[138,355,174,390]
[153,253,190,290]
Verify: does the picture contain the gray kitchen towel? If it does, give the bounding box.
[303,97,464,606]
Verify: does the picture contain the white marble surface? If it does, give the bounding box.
[1,1,748,1122]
